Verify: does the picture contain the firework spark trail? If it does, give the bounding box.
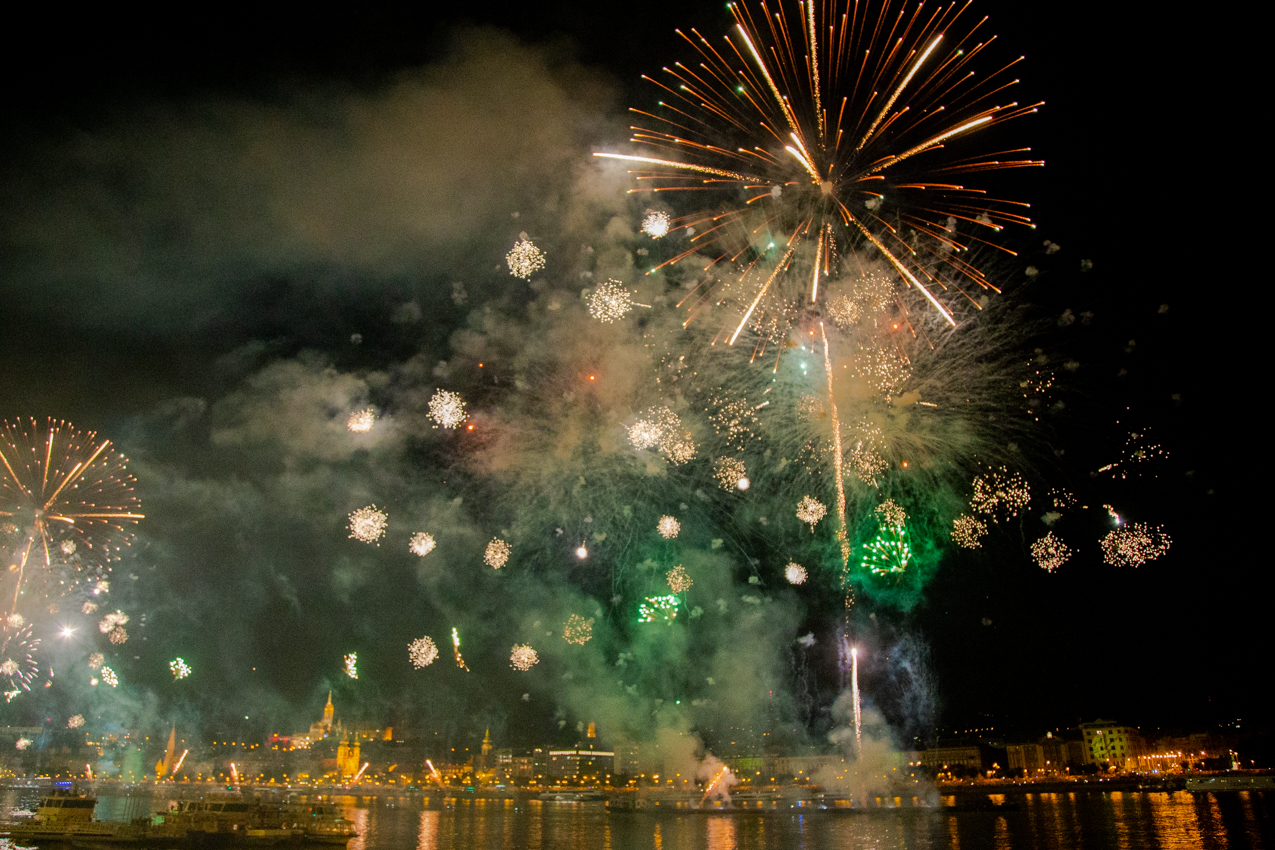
[820,324,852,593]
[852,646,862,760]
[595,0,1043,345]
[0,418,143,617]
[451,628,469,671]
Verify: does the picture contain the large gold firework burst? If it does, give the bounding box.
[0,418,143,617]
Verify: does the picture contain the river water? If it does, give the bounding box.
[2,787,1271,849]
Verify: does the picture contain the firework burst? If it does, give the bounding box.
[1031,532,1071,572]
[596,0,1041,343]
[642,210,672,238]
[656,515,681,539]
[346,408,377,433]
[509,644,539,671]
[587,280,649,323]
[0,625,38,696]
[67,714,84,729]
[563,614,594,645]
[1100,523,1171,567]
[409,532,437,557]
[0,418,143,617]
[506,238,546,278]
[348,506,388,545]
[484,538,511,569]
[427,390,467,429]
[795,496,827,531]
[408,636,439,668]
[343,653,358,679]
[169,658,191,680]
[784,562,808,585]
[713,457,749,491]
[951,514,988,549]
[666,564,693,593]
[100,666,118,687]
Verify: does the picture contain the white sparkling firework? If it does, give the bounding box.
[88,653,104,670]
[1031,532,1071,572]
[427,389,467,429]
[484,538,512,569]
[67,714,84,729]
[1100,523,1171,567]
[15,737,31,750]
[100,666,118,687]
[875,500,907,530]
[509,644,539,671]
[713,457,748,491]
[60,539,77,555]
[666,564,693,593]
[98,610,128,633]
[408,636,439,668]
[0,660,16,677]
[93,580,109,595]
[587,280,645,322]
[796,394,825,420]
[346,408,377,433]
[970,468,1031,520]
[506,238,546,278]
[785,562,808,585]
[849,438,888,487]
[563,614,594,645]
[796,496,827,531]
[656,515,681,539]
[81,602,98,614]
[951,514,988,549]
[827,295,860,329]
[628,406,696,464]
[109,628,128,645]
[409,532,437,557]
[707,396,760,450]
[343,653,358,679]
[642,210,671,238]
[170,658,191,680]
[348,505,388,545]
[6,614,24,629]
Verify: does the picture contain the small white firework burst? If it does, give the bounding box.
[970,467,1031,520]
[60,539,77,555]
[1100,523,1171,567]
[0,659,17,677]
[1031,532,1071,572]
[563,614,594,645]
[506,238,546,278]
[427,389,467,429]
[587,279,645,323]
[81,602,98,614]
[15,736,31,750]
[666,564,693,593]
[170,658,191,680]
[850,271,895,315]
[409,532,437,557]
[713,457,748,491]
[796,394,825,420]
[67,714,85,729]
[408,636,439,668]
[343,652,358,679]
[98,611,128,634]
[509,644,539,671]
[796,496,827,531]
[348,505,388,545]
[6,614,24,629]
[101,666,119,687]
[656,515,681,539]
[785,562,808,585]
[109,628,128,645]
[484,538,512,569]
[951,514,988,549]
[641,210,671,238]
[828,294,861,328]
[93,580,109,595]
[88,653,104,670]
[628,406,695,464]
[875,499,907,529]
[346,407,377,433]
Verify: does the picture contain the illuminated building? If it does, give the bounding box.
[1080,720,1146,771]
[335,738,360,779]
[284,692,338,749]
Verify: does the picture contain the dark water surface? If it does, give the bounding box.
[3,788,1272,849]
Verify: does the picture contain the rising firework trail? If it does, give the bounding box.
[596,0,1042,346]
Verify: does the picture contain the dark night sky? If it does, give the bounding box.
[0,1,1253,753]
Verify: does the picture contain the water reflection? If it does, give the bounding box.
[418,809,438,850]
[706,816,737,849]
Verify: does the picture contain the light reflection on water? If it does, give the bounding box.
[0,788,1270,849]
